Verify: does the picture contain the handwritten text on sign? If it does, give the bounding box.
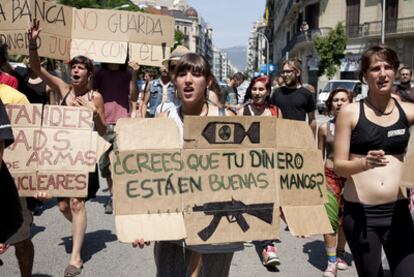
[112,148,324,215]
[0,0,173,64]
[3,104,96,197]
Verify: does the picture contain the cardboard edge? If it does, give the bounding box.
[115,214,187,243]
[281,205,333,237]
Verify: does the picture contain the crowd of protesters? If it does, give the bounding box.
[1,18,414,277]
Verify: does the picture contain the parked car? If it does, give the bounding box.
[316,80,367,114]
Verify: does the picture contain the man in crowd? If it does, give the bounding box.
[270,58,316,135]
[93,61,140,214]
[140,45,189,118]
[392,65,414,102]
[220,72,245,112]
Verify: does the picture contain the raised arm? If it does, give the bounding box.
[128,60,140,118]
[27,19,69,98]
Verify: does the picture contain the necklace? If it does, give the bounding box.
[364,98,394,116]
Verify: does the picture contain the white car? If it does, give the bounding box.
[317,80,367,113]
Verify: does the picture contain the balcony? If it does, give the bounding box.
[281,28,331,57]
[347,16,414,39]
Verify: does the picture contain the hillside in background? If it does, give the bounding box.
[222,45,247,72]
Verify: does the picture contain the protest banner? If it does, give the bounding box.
[111,117,332,245]
[0,0,72,60]
[3,104,109,197]
[0,0,173,65]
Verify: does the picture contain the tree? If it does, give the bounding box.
[58,0,142,11]
[174,30,184,48]
[313,22,347,79]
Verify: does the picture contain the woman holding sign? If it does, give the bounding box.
[238,75,281,269]
[133,53,239,277]
[334,45,414,277]
[318,88,352,277]
[27,19,106,277]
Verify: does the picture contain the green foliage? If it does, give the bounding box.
[58,0,143,11]
[58,0,100,9]
[174,30,184,48]
[313,22,347,79]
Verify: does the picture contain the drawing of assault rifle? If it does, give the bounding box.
[192,199,274,241]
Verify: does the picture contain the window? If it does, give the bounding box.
[346,0,360,37]
[305,3,319,29]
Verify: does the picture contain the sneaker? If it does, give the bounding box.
[262,245,280,267]
[323,261,337,277]
[336,257,349,270]
[104,198,113,214]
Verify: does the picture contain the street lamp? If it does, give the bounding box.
[251,31,270,75]
[381,0,386,44]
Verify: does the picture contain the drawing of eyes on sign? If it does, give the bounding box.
[0,0,173,65]
[3,104,110,198]
[110,116,333,245]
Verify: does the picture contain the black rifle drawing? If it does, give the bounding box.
[192,199,274,241]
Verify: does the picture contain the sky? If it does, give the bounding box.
[187,0,266,49]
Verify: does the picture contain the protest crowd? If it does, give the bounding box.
[1,4,414,277]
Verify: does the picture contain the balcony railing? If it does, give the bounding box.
[281,28,331,57]
[347,16,414,38]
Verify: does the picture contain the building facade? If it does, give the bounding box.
[247,20,267,78]
[138,1,214,66]
[266,0,414,89]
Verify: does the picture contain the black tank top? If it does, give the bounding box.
[350,99,410,155]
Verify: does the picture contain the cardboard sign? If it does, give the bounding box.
[0,0,173,65]
[0,0,72,60]
[72,8,174,46]
[112,117,332,245]
[3,104,109,197]
[128,42,170,67]
[401,134,414,187]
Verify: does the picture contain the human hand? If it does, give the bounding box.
[128,60,140,73]
[132,239,150,249]
[75,94,98,117]
[27,19,42,43]
[130,110,137,118]
[363,150,388,170]
[34,191,52,202]
[0,244,10,255]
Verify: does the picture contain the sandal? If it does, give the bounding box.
[64,264,83,277]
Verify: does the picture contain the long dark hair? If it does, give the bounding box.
[243,75,271,103]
